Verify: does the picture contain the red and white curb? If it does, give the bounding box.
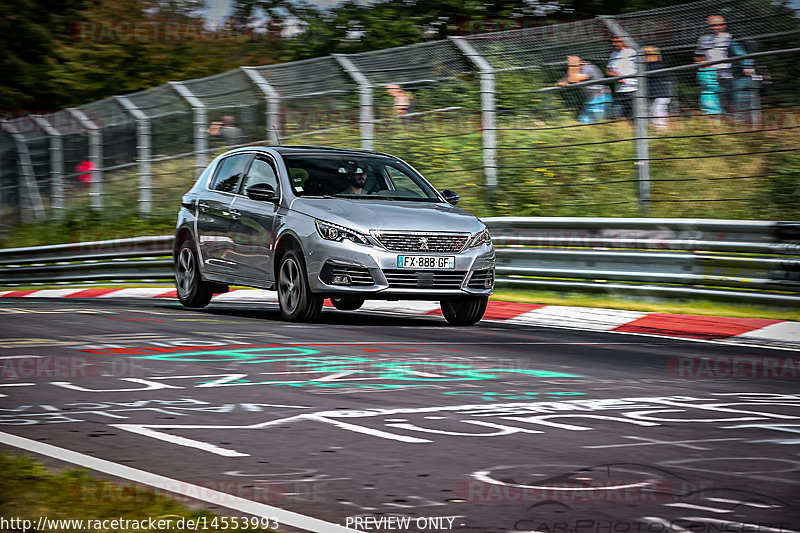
[1,287,798,350]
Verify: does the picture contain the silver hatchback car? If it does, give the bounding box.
[174,146,495,325]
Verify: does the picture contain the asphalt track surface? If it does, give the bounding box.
[1,297,799,533]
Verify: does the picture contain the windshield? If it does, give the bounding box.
[283,154,441,201]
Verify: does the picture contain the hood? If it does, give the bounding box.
[289,197,484,234]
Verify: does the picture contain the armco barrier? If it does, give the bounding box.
[1,219,799,305]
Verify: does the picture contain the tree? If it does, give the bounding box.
[0,0,83,110]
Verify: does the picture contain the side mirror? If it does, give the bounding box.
[247,183,277,202]
[441,189,460,206]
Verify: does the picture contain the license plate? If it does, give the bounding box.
[397,255,455,269]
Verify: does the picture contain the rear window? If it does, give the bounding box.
[209,154,252,193]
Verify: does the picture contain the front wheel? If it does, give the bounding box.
[175,240,214,309]
[277,250,323,322]
[331,296,365,311]
[440,296,488,326]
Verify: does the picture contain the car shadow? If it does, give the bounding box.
[155,302,450,328]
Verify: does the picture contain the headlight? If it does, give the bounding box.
[469,228,492,248]
[315,219,370,246]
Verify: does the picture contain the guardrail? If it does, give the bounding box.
[1,219,799,305]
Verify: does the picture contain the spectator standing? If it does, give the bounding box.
[386,84,414,116]
[642,46,671,130]
[607,36,638,119]
[696,15,755,114]
[696,54,722,116]
[556,55,611,124]
[209,115,243,146]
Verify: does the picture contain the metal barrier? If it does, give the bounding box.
[1,219,799,305]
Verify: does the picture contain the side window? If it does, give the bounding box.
[241,158,279,194]
[209,154,251,193]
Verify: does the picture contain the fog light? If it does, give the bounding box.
[485,271,494,288]
[332,275,352,285]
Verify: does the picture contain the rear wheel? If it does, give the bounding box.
[441,295,488,326]
[175,239,214,309]
[277,250,323,322]
[331,296,365,311]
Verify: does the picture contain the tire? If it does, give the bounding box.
[175,238,214,309]
[277,250,323,322]
[440,295,488,326]
[331,296,365,311]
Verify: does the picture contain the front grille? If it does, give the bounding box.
[383,269,467,289]
[373,232,470,253]
[320,263,374,286]
[468,268,494,289]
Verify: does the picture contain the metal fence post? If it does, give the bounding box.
[634,51,650,215]
[33,116,64,218]
[115,96,151,216]
[170,82,208,176]
[333,54,373,151]
[450,36,498,195]
[0,120,45,222]
[602,17,649,215]
[241,67,282,145]
[68,108,103,210]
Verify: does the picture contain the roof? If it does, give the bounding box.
[223,144,396,158]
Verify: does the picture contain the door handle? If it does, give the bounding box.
[229,209,241,220]
[198,202,210,212]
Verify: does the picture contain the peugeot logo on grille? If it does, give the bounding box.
[418,237,429,251]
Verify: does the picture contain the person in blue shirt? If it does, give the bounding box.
[556,55,611,124]
[696,15,757,117]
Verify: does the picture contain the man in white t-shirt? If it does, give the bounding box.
[607,36,637,119]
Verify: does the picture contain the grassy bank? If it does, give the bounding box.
[2,109,799,249]
[0,453,277,532]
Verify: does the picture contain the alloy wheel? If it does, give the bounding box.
[176,247,195,298]
[278,256,301,314]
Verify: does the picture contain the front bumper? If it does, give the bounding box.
[304,233,495,299]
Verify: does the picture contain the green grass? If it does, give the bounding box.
[492,288,800,321]
[0,110,796,316]
[2,111,798,248]
[0,453,278,532]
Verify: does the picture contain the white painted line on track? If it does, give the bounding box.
[664,502,733,513]
[642,518,689,532]
[21,289,83,298]
[737,321,800,344]
[96,288,166,298]
[705,497,782,509]
[0,383,35,397]
[506,305,648,331]
[0,431,360,533]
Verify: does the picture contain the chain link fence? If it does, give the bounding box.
[1,0,798,232]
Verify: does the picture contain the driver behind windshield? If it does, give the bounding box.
[337,161,367,195]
